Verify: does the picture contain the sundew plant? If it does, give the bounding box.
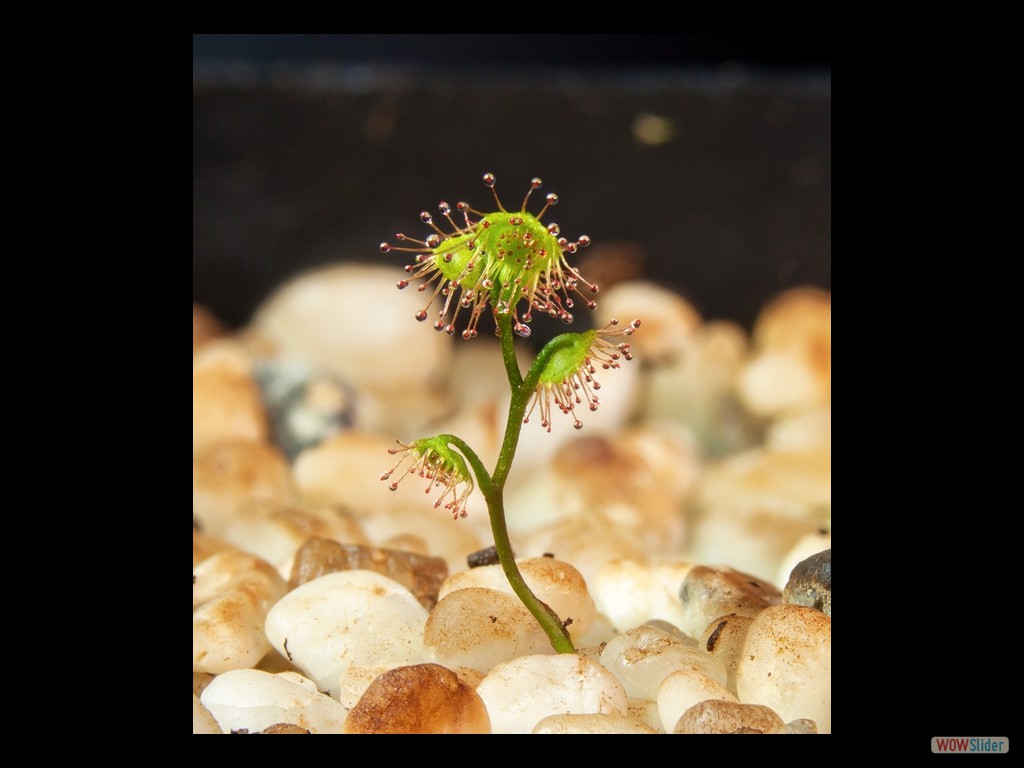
[380,174,640,652]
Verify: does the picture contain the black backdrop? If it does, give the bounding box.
[194,35,831,343]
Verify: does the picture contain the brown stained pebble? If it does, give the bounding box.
[673,700,784,734]
[781,718,818,734]
[705,620,727,652]
[425,588,554,673]
[288,537,448,610]
[193,672,215,698]
[193,341,269,452]
[193,441,293,537]
[678,564,782,638]
[698,614,754,695]
[343,664,491,734]
[260,723,311,734]
[193,529,232,568]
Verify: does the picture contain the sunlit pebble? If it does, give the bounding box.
[192,440,292,537]
[736,604,831,733]
[672,700,784,735]
[264,570,430,699]
[437,557,598,643]
[193,340,268,453]
[476,654,628,734]
[193,529,232,570]
[193,550,287,675]
[249,264,454,429]
[424,588,555,674]
[200,669,349,734]
[218,499,370,578]
[599,624,726,701]
[532,714,656,734]
[738,287,831,418]
[344,664,490,734]
[193,695,223,734]
[677,564,782,639]
[698,613,754,695]
[657,667,737,733]
[686,448,831,582]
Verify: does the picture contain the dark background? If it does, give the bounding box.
[193,34,831,341]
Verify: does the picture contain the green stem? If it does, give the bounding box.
[462,312,575,653]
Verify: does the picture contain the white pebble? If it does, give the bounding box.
[424,588,555,673]
[736,604,831,733]
[219,499,369,576]
[250,263,455,435]
[200,669,349,734]
[264,570,429,698]
[193,550,287,674]
[476,654,628,734]
[438,557,597,642]
[627,696,665,733]
[698,613,754,695]
[736,287,831,418]
[532,713,657,734]
[594,279,702,362]
[192,441,293,537]
[599,624,726,701]
[687,448,831,583]
[589,559,693,634]
[193,695,223,734]
[193,340,268,453]
[657,667,738,734]
[337,664,404,710]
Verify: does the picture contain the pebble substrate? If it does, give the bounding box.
[193,264,831,734]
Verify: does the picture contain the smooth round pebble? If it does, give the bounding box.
[736,604,831,733]
[657,666,738,733]
[220,500,369,574]
[424,587,555,673]
[677,563,782,638]
[533,713,657,734]
[264,570,429,698]
[589,559,693,632]
[193,440,293,537]
[599,624,727,701]
[193,695,223,734]
[781,718,819,734]
[193,340,268,452]
[438,557,597,641]
[193,550,287,674]
[200,669,348,734]
[673,699,784,734]
[344,663,490,734]
[476,654,628,734]
[250,263,455,435]
[698,613,754,694]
